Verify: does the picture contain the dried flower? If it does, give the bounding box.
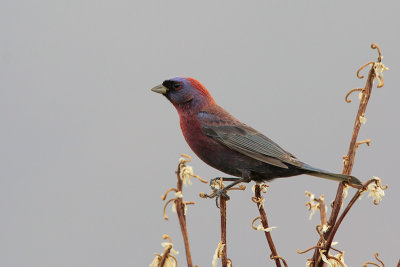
[359,115,367,124]
[320,250,330,266]
[180,165,195,186]
[252,182,269,193]
[164,258,177,267]
[321,224,329,233]
[178,154,191,165]
[256,224,277,232]
[358,91,363,99]
[318,250,347,267]
[150,236,178,267]
[171,202,176,213]
[367,178,385,204]
[178,154,204,186]
[149,254,161,267]
[305,191,319,220]
[374,62,388,77]
[149,254,177,267]
[174,191,183,198]
[211,247,219,267]
[251,216,276,232]
[329,253,347,267]
[212,241,225,267]
[343,186,349,200]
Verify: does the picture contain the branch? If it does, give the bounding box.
[219,194,228,267]
[175,161,193,267]
[161,154,207,267]
[220,191,228,267]
[253,184,283,267]
[312,43,388,266]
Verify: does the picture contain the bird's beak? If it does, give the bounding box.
[151,84,168,95]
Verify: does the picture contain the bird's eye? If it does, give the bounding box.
[173,82,182,91]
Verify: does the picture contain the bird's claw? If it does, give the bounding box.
[203,188,230,208]
[204,189,230,200]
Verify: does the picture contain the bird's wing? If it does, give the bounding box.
[198,110,303,169]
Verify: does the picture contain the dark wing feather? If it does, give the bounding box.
[201,121,303,169]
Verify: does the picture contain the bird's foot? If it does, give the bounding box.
[202,188,230,208]
[203,178,232,207]
[203,188,230,200]
[200,177,246,208]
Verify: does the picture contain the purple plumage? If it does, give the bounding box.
[151,77,361,193]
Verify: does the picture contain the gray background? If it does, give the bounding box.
[1,1,399,266]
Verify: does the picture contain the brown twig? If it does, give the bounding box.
[219,178,228,267]
[175,162,193,267]
[161,154,207,267]
[313,43,387,266]
[253,184,282,267]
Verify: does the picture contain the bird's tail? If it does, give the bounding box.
[302,163,362,185]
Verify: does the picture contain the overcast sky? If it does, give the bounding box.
[1,1,399,266]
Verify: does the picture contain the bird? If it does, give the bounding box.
[151,77,362,199]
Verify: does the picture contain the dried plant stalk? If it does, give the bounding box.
[175,163,193,267]
[312,43,387,266]
[220,193,228,267]
[253,184,282,267]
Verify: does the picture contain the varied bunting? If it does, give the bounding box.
[151,77,362,199]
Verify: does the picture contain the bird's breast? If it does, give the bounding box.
[179,114,256,177]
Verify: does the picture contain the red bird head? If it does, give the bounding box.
[151,77,215,112]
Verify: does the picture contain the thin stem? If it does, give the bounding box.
[220,193,228,267]
[313,44,380,266]
[175,164,193,267]
[254,185,282,267]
